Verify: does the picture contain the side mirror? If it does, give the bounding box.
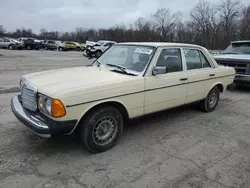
[152,66,167,75]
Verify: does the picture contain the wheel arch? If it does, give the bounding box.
[209,82,224,93]
[72,100,129,133]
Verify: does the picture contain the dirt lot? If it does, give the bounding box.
[0,49,250,188]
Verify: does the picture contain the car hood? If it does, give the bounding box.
[214,54,250,61]
[23,66,140,97]
[86,40,97,46]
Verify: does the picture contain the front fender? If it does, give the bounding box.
[68,98,130,134]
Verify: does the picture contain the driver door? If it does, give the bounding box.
[145,48,188,114]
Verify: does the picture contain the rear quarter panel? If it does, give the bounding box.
[214,66,236,91]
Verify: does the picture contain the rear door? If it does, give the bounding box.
[3,39,10,48]
[183,48,216,103]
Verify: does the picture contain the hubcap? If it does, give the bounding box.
[207,91,217,108]
[92,117,118,146]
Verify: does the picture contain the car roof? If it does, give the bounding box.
[116,42,204,48]
[98,40,116,43]
[231,40,250,43]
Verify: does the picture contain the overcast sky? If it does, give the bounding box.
[0,0,249,33]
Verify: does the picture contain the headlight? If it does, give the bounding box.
[20,77,25,90]
[38,94,66,118]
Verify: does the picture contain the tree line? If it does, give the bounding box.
[0,0,249,50]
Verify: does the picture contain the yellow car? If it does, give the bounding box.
[63,41,85,51]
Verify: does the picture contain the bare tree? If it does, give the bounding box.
[152,8,181,41]
[190,0,221,48]
[0,0,249,49]
[0,25,5,36]
[218,0,242,45]
[239,5,250,39]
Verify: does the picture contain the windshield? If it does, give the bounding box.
[95,45,156,75]
[73,42,80,45]
[223,42,250,54]
[56,41,63,45]
[10,39,19,43]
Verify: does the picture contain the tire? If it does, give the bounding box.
[27,45,32,50]
[76,47,81,51]
[58,47,63,51]
[44,46,48,50]
[200,86,220,112]
[79,106,124,154]
[8,45,13,50]
[95,50,102,58]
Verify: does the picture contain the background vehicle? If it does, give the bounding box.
[85,40,116,58]
[0,37,24,50]
[63,41,84,51]
[214,40,250,85]
[209,50,223,56]
[41,40,68,51]
[55,41,69,51]
[17,38,42,50]
[43,40,57,50]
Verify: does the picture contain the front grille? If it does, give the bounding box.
[21,82,37,111]
[217,60,250,74]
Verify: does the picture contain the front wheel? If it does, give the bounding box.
[79,106,124,154]
[8,45,13,50]
[95,50,102,58]
[200,86,220,112]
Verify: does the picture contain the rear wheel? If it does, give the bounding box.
[200,86,220,112]
[27,45,32,50]
[58,47,63,51]
[79,106,123,154]
[76,47,81,51]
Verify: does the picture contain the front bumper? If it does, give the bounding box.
[234,74,250,84]
[11,95,77,138]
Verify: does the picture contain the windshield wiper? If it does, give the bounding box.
[106,63,137,76]
[106,63,126,70]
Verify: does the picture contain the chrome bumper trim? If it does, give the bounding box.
[11,95,51,138]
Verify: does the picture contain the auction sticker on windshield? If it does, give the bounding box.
[135,48,153,54]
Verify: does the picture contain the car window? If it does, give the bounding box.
[183,49,210,70]
[48,41,55,44]
[4,39,10,42]
[199,51,211,68]
[156,48,183,73]
[104,43,112,47]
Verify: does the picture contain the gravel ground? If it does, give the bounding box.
[0,49,250,188]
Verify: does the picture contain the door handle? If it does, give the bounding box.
[209,74,215,77]
[180,78,188,81]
